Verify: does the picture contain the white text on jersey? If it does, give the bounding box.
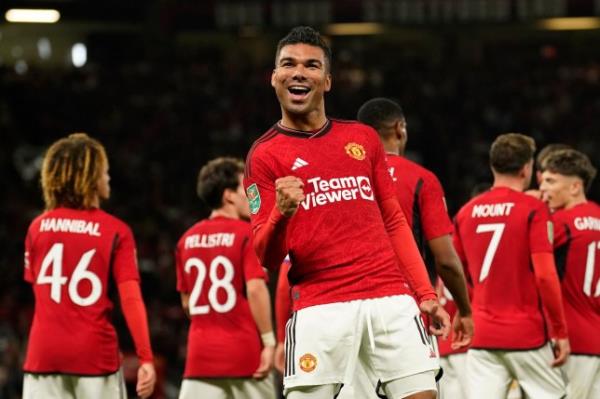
[301,176,374,210]
[40,218,101,237]
[185,233,235,249]
[472,202,515,218]
[574,216,600,231]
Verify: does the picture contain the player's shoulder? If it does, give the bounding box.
[93,209,132,232]
[247,125,281,159]
[331,118,379,139]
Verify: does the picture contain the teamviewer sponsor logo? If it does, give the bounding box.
[300,176,374,210]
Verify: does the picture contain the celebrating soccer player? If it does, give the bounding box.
[22,133,156,399]
[174,157,276,399]
[245,26,450,399]
[453,133,569,399]
[540,149,600,398]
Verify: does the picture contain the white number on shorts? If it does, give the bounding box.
[476,223,505,282]
[184,256,237,315]
[584,241,600,297]
[38,243,102,306]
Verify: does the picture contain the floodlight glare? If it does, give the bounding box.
[5,9,60,23]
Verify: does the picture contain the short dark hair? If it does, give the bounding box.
[489,133,536,175]
[357,98,405,133]
[544,149,597,192]
[197,157,245,210]
[275,26,332,71]
[536,143,572,171]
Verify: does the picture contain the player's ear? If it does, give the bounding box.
[271,69,277,88]
[324,73,332,93]
[222,188,235,205]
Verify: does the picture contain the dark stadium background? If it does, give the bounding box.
[1,1,600,397]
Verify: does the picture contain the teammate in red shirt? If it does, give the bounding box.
[525,143,572,200]
[175,157,276,399]
[540,149,600,398]
[357,98,473,399]
[245,26,449,399]
[453,133,569,399]
[22,133,155,399]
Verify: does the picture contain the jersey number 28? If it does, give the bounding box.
[184,256,237,315]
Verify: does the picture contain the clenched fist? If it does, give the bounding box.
[276,176,305,217]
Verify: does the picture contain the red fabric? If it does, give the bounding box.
[386,154,453,240]
[453,187,555,350]
[175,216,267,378]
[245,119,414,311]
[552,202,600,354]
[118,281,153,363]
[252,206,289,271]
[436,278,469,357]
[531,252,568,339]
[379,197,436,302]
[23,208,140,374]
[275,261,292,343]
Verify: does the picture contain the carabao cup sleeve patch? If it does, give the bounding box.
[247,183,261,214]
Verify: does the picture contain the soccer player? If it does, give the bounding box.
[356,98,473,398]
[453,133,570,399]
[175,157,276,399]
[244,26,450,399]
[540,149,600,399]
[22,133,155,399]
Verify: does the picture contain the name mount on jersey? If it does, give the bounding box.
[471,202,515,218]
[301,175,374,210]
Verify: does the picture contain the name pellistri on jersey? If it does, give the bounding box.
[39,218,101,236]
[301,175,374,210]
[184,233,235,249]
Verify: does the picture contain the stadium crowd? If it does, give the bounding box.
[1,31,600,398]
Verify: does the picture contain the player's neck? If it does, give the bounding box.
[280,108,327,132]
[210,207,239,220]
[90,195,100,208]
[564,195,587,210]
[492,176,526,192]
[384,140,401,155]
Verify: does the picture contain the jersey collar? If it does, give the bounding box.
[274,119,332,139]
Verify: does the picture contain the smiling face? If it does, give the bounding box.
[271,43,331,121]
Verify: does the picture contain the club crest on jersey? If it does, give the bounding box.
[246,183,261,214]
[299,353,317,373]
[547,221,554,244]
[345,142,366,161]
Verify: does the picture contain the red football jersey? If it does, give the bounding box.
[553,201,600,355]
[23,208,140,375]
[453,187,554,350]
[386,154,453,251]
[245,119,412,311]
[175,216,267,378]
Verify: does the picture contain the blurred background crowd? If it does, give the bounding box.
[2,0,600,397]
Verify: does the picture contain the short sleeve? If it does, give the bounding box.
[369,130,396,204]
[174,245,189,293]
[111,225,141,284]
[24,230,34,283]
[529,202,554,254]
[551,211,569,248]
[420,173,454,241]
[244,150,277,235]
[243,234,267,282]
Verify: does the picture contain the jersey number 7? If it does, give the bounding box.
[476,223,506,283]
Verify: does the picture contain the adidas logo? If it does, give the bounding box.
[291,158,308,171]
